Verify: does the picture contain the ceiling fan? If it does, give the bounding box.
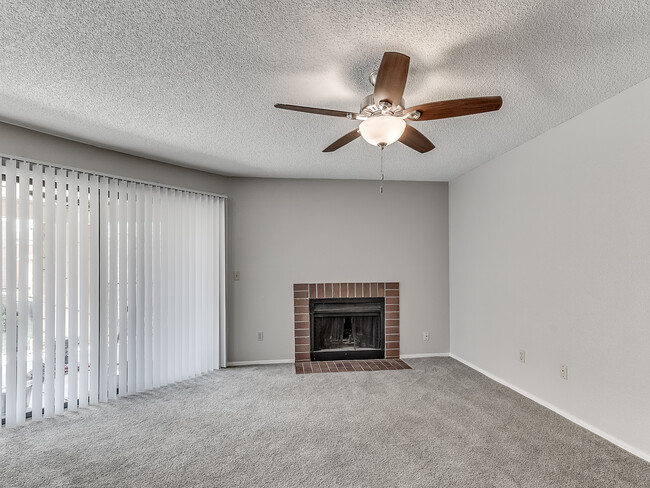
[275,52,503,153]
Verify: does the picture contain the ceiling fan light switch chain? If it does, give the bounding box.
[379,145,385,194]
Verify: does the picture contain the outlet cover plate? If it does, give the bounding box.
[560,364,568,380]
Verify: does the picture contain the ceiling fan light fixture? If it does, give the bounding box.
[275,52,502,154]
[358,115,406,147]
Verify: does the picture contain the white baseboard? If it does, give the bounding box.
[449,353,650,463]
[400,353,450,359]
[226,359,294,367]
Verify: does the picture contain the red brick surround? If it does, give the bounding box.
[293,282,400,362]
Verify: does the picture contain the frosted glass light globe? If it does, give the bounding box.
[359,115,406,147]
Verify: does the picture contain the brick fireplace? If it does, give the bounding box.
[293,282,400,362]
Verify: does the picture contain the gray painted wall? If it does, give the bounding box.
[227,178,449,363]
[449,77,650,458]
[0,121,229,195]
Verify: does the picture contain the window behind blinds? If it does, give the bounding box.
[1,156,226,427]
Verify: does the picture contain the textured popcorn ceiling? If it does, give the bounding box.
[1,1,649,181]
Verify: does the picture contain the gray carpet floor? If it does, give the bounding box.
[0,358,648,487]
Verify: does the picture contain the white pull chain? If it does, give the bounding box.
[379,145,385,194]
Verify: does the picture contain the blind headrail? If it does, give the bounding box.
[0,152,228,199]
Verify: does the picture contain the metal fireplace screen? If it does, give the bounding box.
[310,298,385,361]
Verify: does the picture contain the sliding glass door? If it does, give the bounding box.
[1,156,226,427]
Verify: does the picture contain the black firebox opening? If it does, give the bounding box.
[310,298,385,361]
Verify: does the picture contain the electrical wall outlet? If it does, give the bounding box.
[560,364,568,380]
[257,331,263,341]
[423,332,430,341]
[519,350,526,363]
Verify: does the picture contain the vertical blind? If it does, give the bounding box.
[1,156,226,427]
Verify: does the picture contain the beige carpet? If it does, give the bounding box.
[0,358,648,487]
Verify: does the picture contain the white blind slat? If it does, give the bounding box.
[169,191,179,382]
[98,179,109,403]
[78,179,89,408]
[159,188,169,385]
[207,196,215,372]
[43,167,56,416]
[5,162,17,426]
[152,187,161,388]
[188,193,197,377]
[144,185,153,390]
[127,183,137,394]
[174,191,182,382]
[211,196,221,368]
[135,185,145,392]
[0,163,3,424]
[219,199,227,368]
[32,169,44,419]
[54,170,66,415]
[200,195,208,374]
[16,162,29,425]
[89,176,100,405]
[108,180,119,400]
[118,181,128,396]
[0,165,3,426]
[67,174,79,412]
[180,193,190,379]
[195,195,201,375]
[31,166,43,420]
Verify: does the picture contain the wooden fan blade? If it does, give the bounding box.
[373,52,410,108]
[323,129,361,152]
[407,96,503,121]
[399,125,435,153]
[274,103,360,119]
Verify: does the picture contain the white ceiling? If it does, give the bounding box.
[1,1,649,181]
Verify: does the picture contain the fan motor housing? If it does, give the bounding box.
[360,94,406,117]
